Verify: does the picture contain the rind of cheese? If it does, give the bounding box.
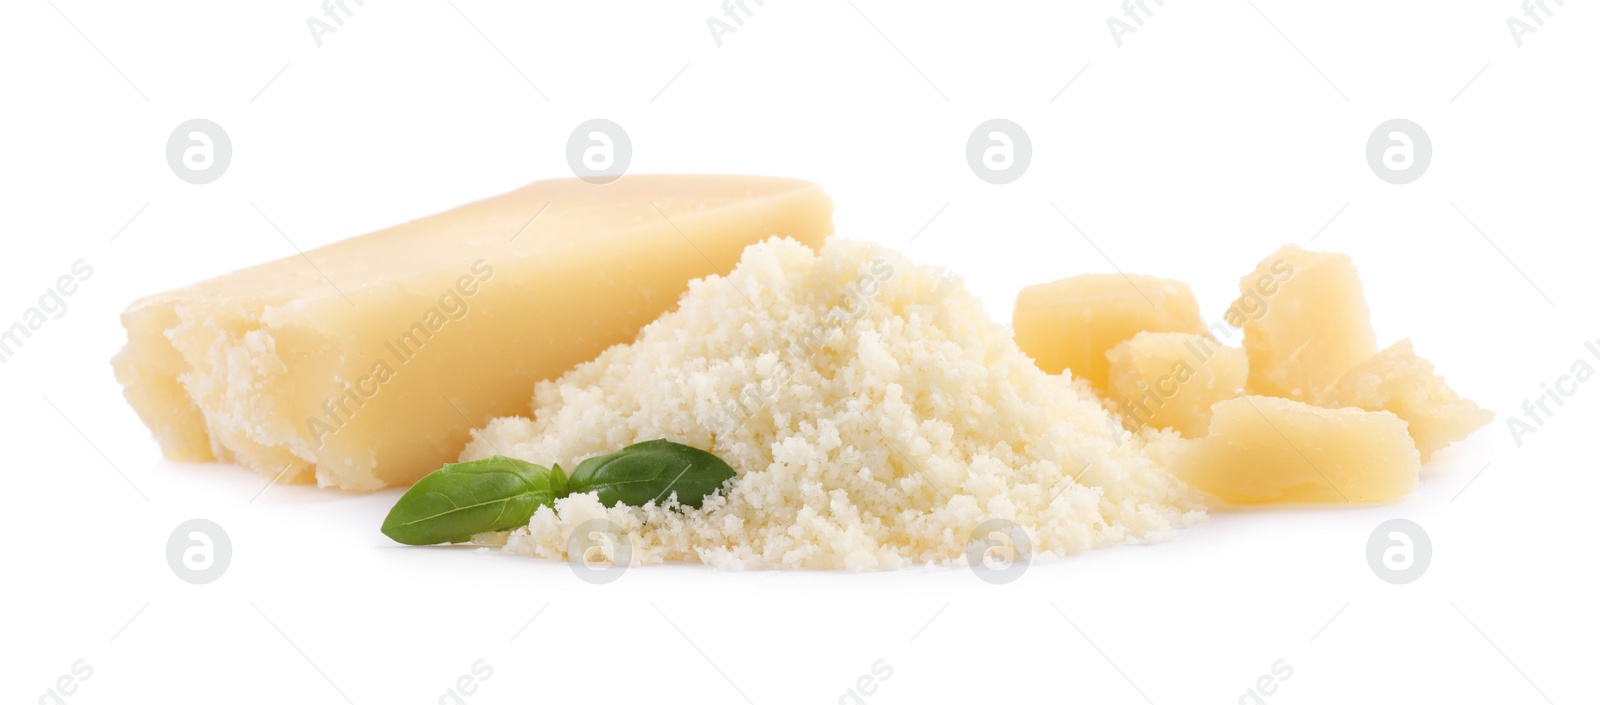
[1107,332,1247,438]
[1318,339,1493,462]
[1153,395,1421,504]
[1013,273,1205,390]
[1234,245,1375,401]
[112,175,834,490]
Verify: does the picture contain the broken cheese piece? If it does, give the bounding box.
[1106,331,1247,438]
[1155,395,1420,504]
[1233,245,1375,401]
[112,175,834,490]
[1318,339,1493,462]
[1013,273,1205,390]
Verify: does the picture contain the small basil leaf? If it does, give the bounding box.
[567,439,736,509]
[549,463,568,498]
[381,456,556,546]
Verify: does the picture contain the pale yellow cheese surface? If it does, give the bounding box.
[466,238,1206,568]
[1107,331,1247,438]
[1234,245,1375,401]
[1013,273,1205,390]
[1153,395,1421,504]
[1318,339,1493,462]
[113,175,834,490]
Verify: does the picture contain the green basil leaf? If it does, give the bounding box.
[549,463,568,499]
[567,439,735,509]
[381,456,557,545]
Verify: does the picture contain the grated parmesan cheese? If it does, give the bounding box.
[464,238,1206,569]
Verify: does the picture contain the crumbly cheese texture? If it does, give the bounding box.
[112,175,833,490]
[1318,339,1493,462]
[466,238,1205,569]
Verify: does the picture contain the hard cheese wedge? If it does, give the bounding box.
[1234,245,1376,401]
[1153,395,1421,504]
[113,175,834,490]
[1106,331,1247,437]
[1013,273,1205,390]
[1318,339,1493,462]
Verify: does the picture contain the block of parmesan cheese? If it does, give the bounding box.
[113,175,834,490]
[1012,273,1205,390]
[1152,395,1421,504]
[1318,339,1493,462]
[1106,331,1247,437]
[1233,245,1376,401]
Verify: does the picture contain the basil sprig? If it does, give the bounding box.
[568,439,735,509]
[380,440,735,545]
[380,456,560,546]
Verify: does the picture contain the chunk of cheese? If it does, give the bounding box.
[1013,273,1205,390]
[1106,331,1247,437]
[1233,245,1376,401]
[1153,396,1421,504]
[112,175,834,490]
[1318,339,1492,462]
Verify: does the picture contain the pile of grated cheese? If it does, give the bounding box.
[464,237,1205,569]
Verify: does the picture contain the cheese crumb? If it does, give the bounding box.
[465,238,1206,569]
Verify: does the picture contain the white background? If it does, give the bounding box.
[2,1,1596,703]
